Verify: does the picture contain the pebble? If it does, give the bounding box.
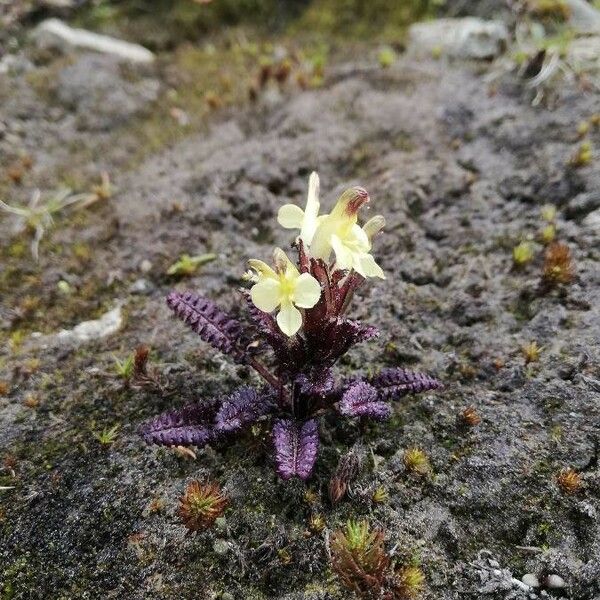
[32,19,155,63]
[28,306,122,349]
[129,278,153,295]
[522,574,540,588]
[212,539,229,555]
[407,18,508,60]
[139,259,153,274]
[545,574,566,589]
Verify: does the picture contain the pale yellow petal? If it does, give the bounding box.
[293,273,321,308]
[248,259,277,280]
[273,248,299,278]
[349,223,370,252]
[300,171,320,244]
[355,253,385,279]
[276,302,302,336]
[331,234,354,270]
[309,219,333,261]
[250,279,281,312]
[363,215,385,240]
[277,204,305,229]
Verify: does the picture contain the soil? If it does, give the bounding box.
[1,6,599,600]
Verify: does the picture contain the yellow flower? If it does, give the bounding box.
[277,171,322,245]
[249,248,322,336]
[310,187,385,279]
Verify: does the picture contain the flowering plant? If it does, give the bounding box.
[140,173,440,480]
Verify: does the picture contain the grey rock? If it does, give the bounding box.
[522,573,540,588]
[31,18,155,63]
[129,278,153,295]
[0,53,34,76]
[545,574,566,589]
[213,539,230,555]
[28,306,122,349]
[567,0,600,34]
[567,36,600,70]
[566,191,600,219]
[55,54,160,131]
[408,18,508,60]
[583,207,600,231]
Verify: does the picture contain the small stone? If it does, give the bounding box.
[408,18,508,60]
[583,207,600,231]
[221,593,234,600]
[32,19,155,63]
[28,306,122,349]
[522,574,540,588]
[545,574,566,589]
[213,539,229,555]
[566,0,600,33]
[129,278,153,295]
[139,259,153,274]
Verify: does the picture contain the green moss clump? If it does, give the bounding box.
[294,0,441,41]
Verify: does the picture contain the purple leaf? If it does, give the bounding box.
[339,381,391,420]
[369,368,441,400]
[295,368,335,397]
[167,291,247,363]
[140,399,219,447]
[272,419,319,480]
[214,387,276,434]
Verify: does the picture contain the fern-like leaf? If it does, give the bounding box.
[272,418,319,480]
[167,291,247,362]
[369,368,441,400]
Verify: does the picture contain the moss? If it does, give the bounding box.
[293,0,439,41]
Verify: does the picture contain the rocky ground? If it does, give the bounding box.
[1,3,600,600]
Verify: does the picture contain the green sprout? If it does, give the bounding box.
[541,223,556,244]
[167,253,216,277]
[570,141,593,167]
[57,280,73,295]
[541,204,557,222]
[513,241,534,267]
[0,185,106,261]
[378,47,396,68]
[114,354,135,379]
[94,424,120,446]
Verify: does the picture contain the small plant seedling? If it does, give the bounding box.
[459,406,481,427]
[308,513,326,533]
[329,450,360,504]
[94,424,120,446]
[394,565,426,599]
[404,447,431,476]
[0,185,108,260]
[372,486,389,504]
[330,520,389,597]
[522,341,543,364]
[140,173,441,481]
[542,242,574,285]
[178,480,228,532]
[513,241,534,267]
[166,253,217,277]
[569,141,592,167]
[541,223,556,244]
[541,204,557,222]
[114,354,135,379]
[378,47,396,69]
[556,468,582,494]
